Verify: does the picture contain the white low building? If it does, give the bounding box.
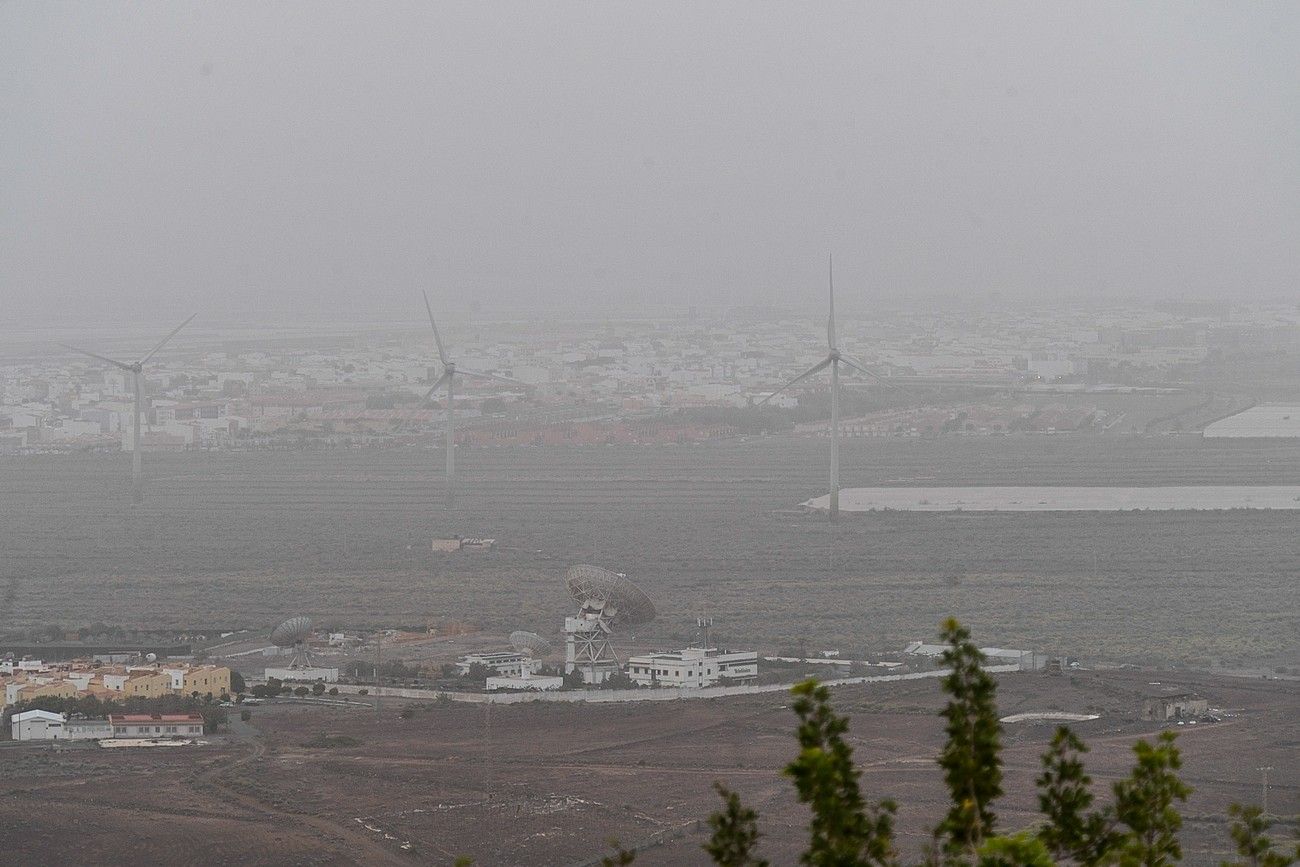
[67,719,113,740]
[109,713,204,738]
[11,709,65,740]
[457,651,538,678]
[264,666,339,683]
[626,647,758,688]
[486,673,563,691]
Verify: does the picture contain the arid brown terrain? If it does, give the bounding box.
[1,669,1295,866]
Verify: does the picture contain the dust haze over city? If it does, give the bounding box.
[1,3,1297,866]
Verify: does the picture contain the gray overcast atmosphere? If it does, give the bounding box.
[2,1,1297,325]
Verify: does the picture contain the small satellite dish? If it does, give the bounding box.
[509,630,553,657]
[145,652,157,662]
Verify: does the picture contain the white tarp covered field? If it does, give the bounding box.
[805,486,1300,512]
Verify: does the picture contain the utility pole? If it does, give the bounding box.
[1258,766,1273,815]
[483,701,494,804]
[373,629,383,714]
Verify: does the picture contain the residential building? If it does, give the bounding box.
[180,665,232,698]
[1,660,232,709]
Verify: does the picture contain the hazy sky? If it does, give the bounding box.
[2,2,1297,324]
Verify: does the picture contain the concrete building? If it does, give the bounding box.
[1142,693,1209,721]
[457,651,538,678]
[67,719,113,740]
[626,648,758,688]
[264,666,338,683]
[486,673,564,691]
[11,709,65,740]
[903,641,1046,671]
[109,713,205,738]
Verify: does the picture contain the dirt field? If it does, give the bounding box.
[0,670,1294,865]
[2,435,1298,666]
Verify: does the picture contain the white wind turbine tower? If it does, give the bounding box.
[761,256,896,520]
[61,314,197,505]
[421,291,525,510]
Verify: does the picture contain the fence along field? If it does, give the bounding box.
[1,434,1297,667]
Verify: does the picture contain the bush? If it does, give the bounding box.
[293,686,310,697]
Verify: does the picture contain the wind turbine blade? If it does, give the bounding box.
[426,371,452,398]
[60,344,133,371]
[455,368,527,387]
[838,353,908,393]
[421,290,449,365]
[758,356,833,405]
[827,253,836,350]
[139,313,196,364]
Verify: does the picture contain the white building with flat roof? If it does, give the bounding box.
[626,648,758,688]
[486,672,563,691]
[264,666,338,683]
[457,651,538,678]
[11,709,66,740]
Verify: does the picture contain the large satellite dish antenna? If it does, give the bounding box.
[509,631,553,657]
[565,565,657,626]
[270,616,314,668]
[563,565,656,684]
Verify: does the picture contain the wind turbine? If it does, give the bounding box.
[61,314,197,504]
[421,291,525,510]
[760,256,896,520]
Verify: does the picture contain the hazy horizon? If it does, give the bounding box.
[3,2,1297,326]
